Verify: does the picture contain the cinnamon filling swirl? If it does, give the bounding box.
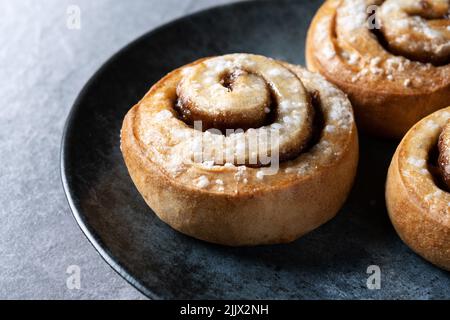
[386,106,450,270]
[377,0,450,65]
[120,53,358,245]
[438,121,450,190]
[126,53,354,194]
[306,0,450,138]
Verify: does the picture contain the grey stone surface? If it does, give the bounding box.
[0,0,242,300]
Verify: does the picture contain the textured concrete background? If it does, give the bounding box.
[0,0,242,299]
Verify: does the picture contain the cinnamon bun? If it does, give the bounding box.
[306,0,450,139]
[386,106,450,270]
[121,53,358,246]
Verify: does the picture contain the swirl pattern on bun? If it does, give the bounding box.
[121,53,358,246]
[306,0,450,139]
[386,106,450,270]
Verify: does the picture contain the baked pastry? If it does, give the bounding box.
[306,0,450,139]
[386,106,450,270]
[121,53,358,246]
[438,121,450,190]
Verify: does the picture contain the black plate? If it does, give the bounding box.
[61,0,450,299]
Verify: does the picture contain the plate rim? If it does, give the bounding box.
[60,0,272,300]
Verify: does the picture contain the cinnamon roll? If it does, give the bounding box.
[306,0,450,139]
[386,106,450,270]
[121,53,358,246]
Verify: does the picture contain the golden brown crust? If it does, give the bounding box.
[121,54,359,246]
[386,107,450,270]
[306,0,450,139]
[438,121,450,190]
